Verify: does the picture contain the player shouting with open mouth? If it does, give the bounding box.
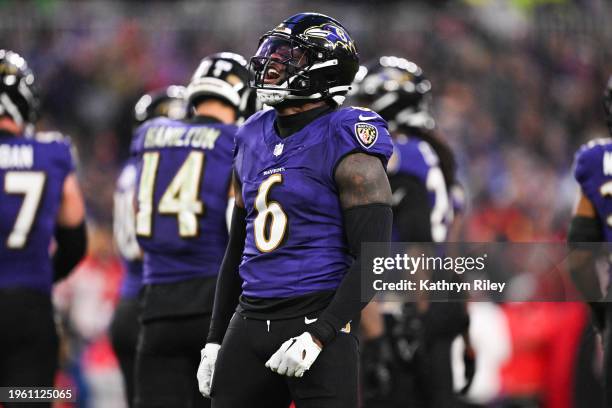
[197,12,393,408]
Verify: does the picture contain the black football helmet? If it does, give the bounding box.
[186,52,259,123]
[134,85,186,124]
[353,56,434,132]
[604,75,612,135]
[0,49,39,127]
[249,12,359,107]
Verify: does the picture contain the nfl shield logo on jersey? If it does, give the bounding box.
[273,143,284,156]
[354,123,378,149]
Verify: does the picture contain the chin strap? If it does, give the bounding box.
[257,88,290,105]
[255,58,350,106]
[257,89,347,108]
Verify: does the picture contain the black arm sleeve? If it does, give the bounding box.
[53,221,87,282]
[207,205,247,344]
[390,175,432,242]
[308,203,392,346]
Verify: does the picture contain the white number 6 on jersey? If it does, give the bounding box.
[254,174,287,252]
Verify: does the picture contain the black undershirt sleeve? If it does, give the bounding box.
[390,174,432,242]
[53,221,87,282]
[207,205,247,344]
[308,203,393,346]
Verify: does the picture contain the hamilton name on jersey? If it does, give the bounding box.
[142,125,222,150]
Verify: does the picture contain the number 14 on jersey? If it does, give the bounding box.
[136,151,205,238]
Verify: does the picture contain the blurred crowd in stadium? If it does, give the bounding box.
[1,0,611,406]
[2,0,608,239]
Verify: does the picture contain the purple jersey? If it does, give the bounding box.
[0,132,74,293]
[574,138,612,241]
[133,117,235,284]
[235,107,393,298]
[387,135,453,242]
[113,159,143,298]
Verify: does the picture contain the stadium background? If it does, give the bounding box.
[1,0,611,406]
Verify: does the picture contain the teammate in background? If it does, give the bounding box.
[353,57,468,407]
[197,13,393,407]
[132,52,256,408]
[568,76,612,406]
[354,57,457,243]
[0,50,87,406]
[110,85,185,407]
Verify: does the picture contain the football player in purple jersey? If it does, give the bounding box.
[353,57,468,407]
[110,85,186,408]
[197,13,393,408]
[132,53,257,408]
[568,76,612,406]
[0,50,87,406]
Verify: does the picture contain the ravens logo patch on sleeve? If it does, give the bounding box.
[354,122,378,149]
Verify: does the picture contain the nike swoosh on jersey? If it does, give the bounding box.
[304,317,318,324]
[358,114,378,121]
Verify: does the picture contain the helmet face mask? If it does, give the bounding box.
[249,13,359,107]
[250,35,313,105]
[251,35,311,92]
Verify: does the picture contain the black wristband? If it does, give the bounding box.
[308,319,337,346]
